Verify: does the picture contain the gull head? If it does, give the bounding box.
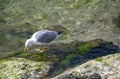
[24,39,35,52]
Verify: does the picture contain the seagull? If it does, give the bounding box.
[24,30,63,52]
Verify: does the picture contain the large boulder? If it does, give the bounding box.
[52,53,120,79]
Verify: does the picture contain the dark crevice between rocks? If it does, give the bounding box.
[82,42,119,59]
[46,39,120,78]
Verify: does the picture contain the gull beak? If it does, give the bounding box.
[24,47,29,52]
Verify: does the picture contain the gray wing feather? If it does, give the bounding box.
[32,30,58,43]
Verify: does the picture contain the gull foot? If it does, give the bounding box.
[35,49,44,52]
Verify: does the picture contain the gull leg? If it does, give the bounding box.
[24,47,29,52]
[35,45,44,52]
[39,45,42,51]
[35,45,41,51]
[40,45,45,52]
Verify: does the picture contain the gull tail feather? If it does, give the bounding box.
[57,30,64,35]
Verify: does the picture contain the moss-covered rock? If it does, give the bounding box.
[60,53,77,67]
[18,52,48,62]
[53,53,120,79]
[0,57,51,79]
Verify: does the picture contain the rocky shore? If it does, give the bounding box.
[0,39,120,79]
[0,0,120,79]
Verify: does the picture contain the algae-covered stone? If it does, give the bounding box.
[53,53,120,79]
[0,57,51,79]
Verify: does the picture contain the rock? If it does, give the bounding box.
[90,73,102,79]
[0,58,51,79]
[52,53,120,79]
[52,72,102,79]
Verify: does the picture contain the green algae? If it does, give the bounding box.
[72,71,81,77]
[69,0,100,9]
[0,50,23,60]
[60,53,77,67]
[17,52,48,62]
[78,43,93,55]
[0,33,6,41]
[59,41,95,67]
[96,57,103,62]
[113,15,120,27]
[0,0,15,10]
[59,39,113,67]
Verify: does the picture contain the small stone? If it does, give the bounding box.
[90,73,102,79]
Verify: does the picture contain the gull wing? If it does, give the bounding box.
[31,30,58,43]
